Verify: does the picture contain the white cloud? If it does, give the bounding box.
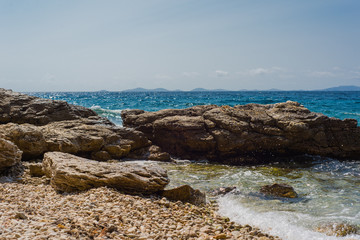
[215,70,229,77]
[239,67,285,76]
[183,72,200,77]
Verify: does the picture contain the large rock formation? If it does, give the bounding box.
[122,101,360,163]
[0,89,169,161]
[0,88,110,126]
[0,118,152,160]
[0,138,22,172]
[42,152,169,194]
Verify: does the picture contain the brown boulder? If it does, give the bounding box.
[161,185,206,205]
[0,119,155,161]
[0,138,22,173]
[0,88,110,126]
[122,101,360,162]
[42,152,169,194]
[260,183,298,198]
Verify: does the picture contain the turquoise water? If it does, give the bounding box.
[29,91,360,240]
[29,91,360,126]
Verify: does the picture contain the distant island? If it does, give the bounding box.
[121,85,360,92]
[319,85,360,91]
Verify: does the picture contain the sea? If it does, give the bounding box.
[29,91,360,240]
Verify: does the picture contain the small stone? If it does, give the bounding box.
[14,212,28,220]
[214,233,229,239]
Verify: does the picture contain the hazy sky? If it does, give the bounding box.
[1,0,360,91]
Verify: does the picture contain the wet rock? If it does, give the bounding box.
[42,152,169,194]
[260,183,298,198]
[210,187,237,196]
[316,223,358,237]
[122,102,360,162]
[161,185,206,206]
[0,138,22,173]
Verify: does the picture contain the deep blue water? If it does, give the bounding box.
[28,91,360,126]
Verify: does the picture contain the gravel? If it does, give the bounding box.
[0,171,280,240]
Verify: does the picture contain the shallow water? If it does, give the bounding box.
[160,157,360,240]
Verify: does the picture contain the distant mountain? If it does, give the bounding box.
[190,88,230,92]
[320,85,360,91]
[123,88,169,92]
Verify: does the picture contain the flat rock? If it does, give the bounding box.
[0,88,110,126]
[42,152,169,194]
[122,101,360,162]
[0,138,22,173]
[161,185,206,205]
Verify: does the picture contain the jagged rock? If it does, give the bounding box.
[122,101,360,162]
[316,223,358,237]
[0,88,111,126]
[42,152,169,194]
[161,185,206,205]
[0,119,154,160]
[260,183,298,198]
[0,138,22,173]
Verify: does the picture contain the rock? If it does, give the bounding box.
[316,223,358,237]
[260,183,298,198]
[0,138,22,173]
[122,102,360,162]
[42,152,169,194]
[14,212,28,220]
[0,119,155,161]
[28,162,45,177]
[161,185,206,206]
[0,88,110,126]
[210,187,237,196]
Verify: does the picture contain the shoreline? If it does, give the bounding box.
[0,168,279,240]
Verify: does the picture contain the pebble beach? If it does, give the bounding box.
[0,168,279,240]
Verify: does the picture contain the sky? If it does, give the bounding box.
[0,0,360,91]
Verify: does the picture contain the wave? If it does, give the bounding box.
[218,195,360,240]
[90,106,123,125]
[343,112,360,117]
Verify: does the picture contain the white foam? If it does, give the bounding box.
[218,195,360,240]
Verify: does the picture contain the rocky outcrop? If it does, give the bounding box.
[0,89,169,162]
[122,101,360,162]
[0,138,22,173]
[42,152,169,194]
[0,88,111,126]
[316,223,358,237]
[161,185,206,206]
[260,183,298,198]
[0,116,170,161]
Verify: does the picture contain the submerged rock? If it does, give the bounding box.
[122,102,360,163]
[161,185,206,205]
[42,152,169,194]
[0,138,22,173]
[316,223,358,237]
[260,183,298,198]
[210,186,237,196]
